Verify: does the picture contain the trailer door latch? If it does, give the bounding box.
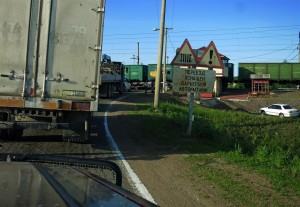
[0,70,24,80]
[46,73,69,83]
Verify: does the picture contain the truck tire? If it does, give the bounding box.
[107,83,114,98]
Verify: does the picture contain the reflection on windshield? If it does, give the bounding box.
[44,166,139,207]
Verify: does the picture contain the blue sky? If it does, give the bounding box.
[102,0,300,76]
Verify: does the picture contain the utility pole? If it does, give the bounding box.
[130,55,136,64]
[162,27,172,93]
[137,42,140,65]
[153,27,172,93]
[154,0,166,108]
[298,32,300,63]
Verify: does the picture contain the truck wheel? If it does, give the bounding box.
[107,84,113,98]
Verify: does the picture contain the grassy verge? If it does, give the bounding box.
[129,100,300,206]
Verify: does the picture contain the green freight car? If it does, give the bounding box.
[147,64,174,81]
[239,63,300,82]
[124,65,148,82]
[124,65,148,89]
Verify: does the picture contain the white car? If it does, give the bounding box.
[123,78,131,92]
[259,104,299,117]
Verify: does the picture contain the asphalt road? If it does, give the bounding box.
[0,92,137,194]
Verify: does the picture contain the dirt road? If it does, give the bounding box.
[106,93,231,207]
[106,91,300,207]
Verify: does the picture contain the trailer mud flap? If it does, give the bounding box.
[62,111,90,143]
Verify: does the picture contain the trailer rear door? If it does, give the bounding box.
[38,0,102,101]
[0,0,32,97]
[0,0,104,110]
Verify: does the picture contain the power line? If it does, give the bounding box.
[290,52,299,61]
[103,28,298,41]
[170,24,300,34]
[285,47,298,60]
[231,44,296,60]
[104,24,300,37]
[104,34,296,45]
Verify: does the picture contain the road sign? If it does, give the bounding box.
[198,41,224,69]
[171,39,198,66]
[172,68,216,94]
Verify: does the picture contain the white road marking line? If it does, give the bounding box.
[104,98,156,204]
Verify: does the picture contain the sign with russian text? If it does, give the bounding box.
[172,68,216,93]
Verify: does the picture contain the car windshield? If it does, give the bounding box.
[1,0,300,207]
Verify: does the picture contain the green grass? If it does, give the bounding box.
[187,153,277,207]
[129,100,300,206]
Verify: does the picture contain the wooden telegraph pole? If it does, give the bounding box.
[154,0,166,108]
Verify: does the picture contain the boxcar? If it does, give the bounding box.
[147,64,174,82]
[239,63,300,82]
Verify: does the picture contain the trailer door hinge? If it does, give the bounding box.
[92,84,99,89]
[89,45,101,51]
[91,7,104,13]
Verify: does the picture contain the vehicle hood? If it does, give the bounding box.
[0,155,157,207]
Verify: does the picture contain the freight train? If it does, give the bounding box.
[239,63,300,83]
[124,63,234,91]
[238,63,300,90]
[124,64,176,89]
[124,62,300,90]
[124,65,148,88]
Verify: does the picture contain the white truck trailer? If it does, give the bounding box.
[0,0,110,142]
